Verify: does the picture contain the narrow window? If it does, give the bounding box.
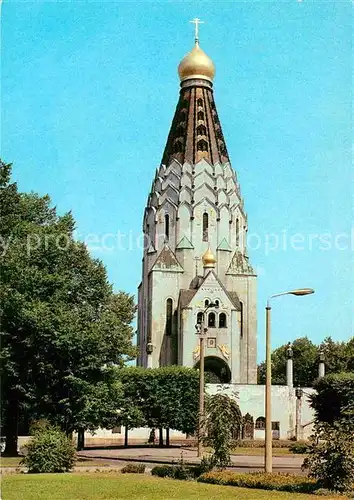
[202,212,208,242]
[197,139,208,152]
[197,98,203,107]
[208,312,216,328]
[197,124,207,136]
[240,301,243,337]
[219,313,227,328]
[204,299,210,308]
[236,218,240,246]
[255,417,265,430]
[197,312,203,324]
[166,298,173,335]
[215,300,219,307]
[164,213,170,240]
[197,110,204,120]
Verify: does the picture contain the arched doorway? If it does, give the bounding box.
[194,356,231,383]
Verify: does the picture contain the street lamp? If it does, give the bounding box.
[265,288,314,473]
[195,301,219,457]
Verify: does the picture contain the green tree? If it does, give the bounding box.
[203,391,242,469]
[303,373,354,493]
[116,366,200,445]
[319,336,353,374]
[257,337,318,386]
[0,160,136,455]
[310,372,354,425]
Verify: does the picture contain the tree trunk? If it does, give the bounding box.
[3,395,19,456]
[77,428,85,451]
[159,427,163,447]
[165,428,170,447]
[124,426,129,447]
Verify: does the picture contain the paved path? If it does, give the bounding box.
[79,447,305,474]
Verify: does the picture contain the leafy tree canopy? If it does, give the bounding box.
[0,160,136,454]
[257,336,353,387]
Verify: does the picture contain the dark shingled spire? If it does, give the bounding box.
[161,79,230,167]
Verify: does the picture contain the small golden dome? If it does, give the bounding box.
[178,43,215,83]
[202,247,217,268]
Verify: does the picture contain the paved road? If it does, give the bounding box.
[78,447,305,474]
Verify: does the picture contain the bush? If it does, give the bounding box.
[121,463,145,474]
[151,461,210,480]
[289,442,309,454]
[237,439,296,449]
[21,423,76,473]
[198,471,318,493]
[151,465,175,478]
[302,421,354,493]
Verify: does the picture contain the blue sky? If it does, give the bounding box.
[2,1,353,360]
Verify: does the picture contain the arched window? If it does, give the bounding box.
[197,110,204,120]
[166,298,173,335]
[164,213,170,240]
[236,218,240,246]
[181,99,188,109]
[255,417,266,430]
[215,300,219,307]
[208,312,216,328]
[204,299,210,307]
[240,301,244,337]
[197,98,203,107]
[197,124,207,136]
[219,313,227,328]
[202,212,208,242]
[197,139,208,152]
[197,312,203,324]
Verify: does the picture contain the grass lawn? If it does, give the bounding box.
[2,474,345,500]
[0,457,111,468]
[231,447,299,456]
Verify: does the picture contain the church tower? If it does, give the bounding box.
[137,23,257,383]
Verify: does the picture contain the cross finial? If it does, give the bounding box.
[190,17,204,46]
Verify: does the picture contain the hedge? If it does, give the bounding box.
[198,471,318,493]
[121,463,145,474]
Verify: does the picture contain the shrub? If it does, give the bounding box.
[198,471,318,493]
[302,421,354,493]
[203,392,242,469]
[238,439,295,449]
[151,465,175,478]
[21,423,76,473]
[121,463,145,474]
[191,456,214,478]
[289,442,309,454]
[151,462,208,480]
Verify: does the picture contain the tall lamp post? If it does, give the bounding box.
[265,288,314,473]
[195,301,219,457]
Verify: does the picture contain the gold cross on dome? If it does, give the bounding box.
[190,17,204,44]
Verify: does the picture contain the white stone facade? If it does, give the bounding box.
[137,157,257,383]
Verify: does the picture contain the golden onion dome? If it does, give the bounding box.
[178,42,215,83]
[202,247,217,268]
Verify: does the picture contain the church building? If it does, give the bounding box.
[137,25,257,384]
